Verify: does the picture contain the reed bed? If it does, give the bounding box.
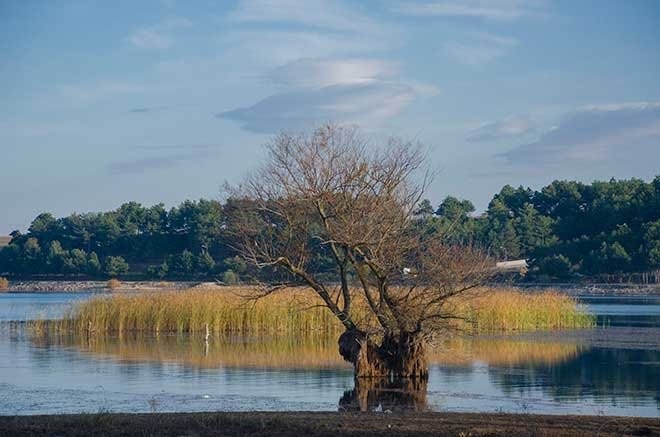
[453,289,595,332]
[30,286,594,336]
[0,276,8,291]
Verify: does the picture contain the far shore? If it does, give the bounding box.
[3,280,212,293]
[2,279,659,295]
[1,411,658,436]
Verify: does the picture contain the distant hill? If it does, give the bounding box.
[0,236,10,247]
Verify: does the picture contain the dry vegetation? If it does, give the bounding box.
[0,276,8,292]
[107,279,122,290]
[0,236,10,248]
[30,286,594,336]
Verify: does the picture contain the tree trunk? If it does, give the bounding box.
[394,331,429,379]
[338,330,428,379]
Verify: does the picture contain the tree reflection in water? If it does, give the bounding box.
[339,377,428,412]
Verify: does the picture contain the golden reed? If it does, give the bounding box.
[30,286,594,336]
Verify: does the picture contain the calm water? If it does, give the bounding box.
[0,292,658,417]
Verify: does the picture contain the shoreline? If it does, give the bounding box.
[1,411,658,436]
[2,279,659,295]
[3,280,214,293]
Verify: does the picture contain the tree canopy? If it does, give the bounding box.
[226,124,492,378]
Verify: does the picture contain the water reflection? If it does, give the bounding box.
[4,292,660,416]
[28,332,581,370]
[489,347,660,403]
[0,329,651,416]
[339,378,428,412]
[0,293,92,322]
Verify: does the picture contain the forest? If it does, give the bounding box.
[1,176,659,282]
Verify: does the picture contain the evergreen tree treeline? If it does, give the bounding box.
[415,176,660,280]
[1,177,659,281]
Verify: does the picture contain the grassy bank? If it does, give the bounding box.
[30,286,594,336]
[1,411,657,437]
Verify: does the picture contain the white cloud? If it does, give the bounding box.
[267,58,399,88]
[219,57,438,133]
[392,0,546,21]
[221,1,400,67]
[126,18,192,50]
[219,30,390,67]
[218,81,416,133]
[443,32,517,65]
[218,2,434,133]
[468,115,536,142]
[501,102,660,166]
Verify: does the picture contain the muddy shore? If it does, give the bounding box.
[1,411,658,436]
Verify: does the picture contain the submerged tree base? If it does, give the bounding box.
[338,329,429,379]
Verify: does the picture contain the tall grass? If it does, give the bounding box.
[0,277,8,292]
[32,286,593,336]
[452,290,595,332]
[40,288,341,336]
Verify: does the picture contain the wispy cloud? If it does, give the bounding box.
[467,115,536,142]
[219,2,433,133]
[219,81,416,134]
[392,0,546,21]
[219,30,390,67]
[107,149,213,175]
[128,104,196,114]
[267,58,399,88]
[500,102,660,166]
[126,18,192,50]
[132,143,220,151]
[219,57,437,133]
[58,81,144,103]
[443,32,517,65]
[221,1,399,67]
[227,0,383,35]
[0,120,80,137]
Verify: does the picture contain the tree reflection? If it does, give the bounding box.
[339,377,428,412]
[488,347,660,406]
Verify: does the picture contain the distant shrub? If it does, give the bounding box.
[103,256,129,277]
[107,278,121,290]
[145,265,160,279]
[536,255,573,280]
[222,270,239,285]
[0,277,8,291]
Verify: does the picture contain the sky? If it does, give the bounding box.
[1,0,660,234]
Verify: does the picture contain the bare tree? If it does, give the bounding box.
[228,124,492,379]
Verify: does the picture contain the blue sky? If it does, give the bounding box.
[2,0,660,234]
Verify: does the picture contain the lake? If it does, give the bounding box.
[0,292,658,417]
